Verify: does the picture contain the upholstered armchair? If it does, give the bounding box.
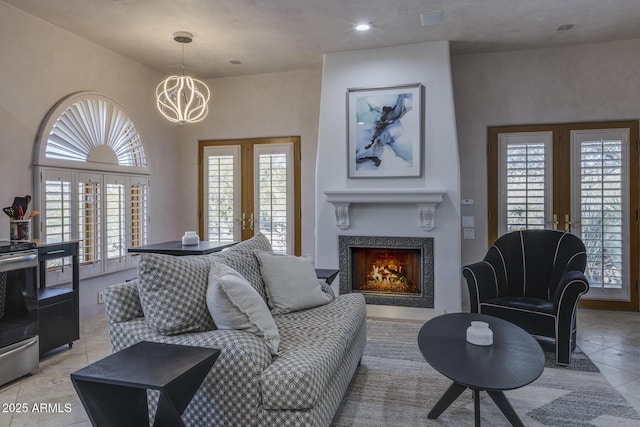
[463,230,589,365]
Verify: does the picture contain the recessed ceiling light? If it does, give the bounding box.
[557,24,574,31]
[354,23,372,32]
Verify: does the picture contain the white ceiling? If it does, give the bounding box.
[5,0,640,79]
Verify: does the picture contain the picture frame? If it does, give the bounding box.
[347,83,424,178]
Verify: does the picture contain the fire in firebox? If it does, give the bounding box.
[352,248,420,294]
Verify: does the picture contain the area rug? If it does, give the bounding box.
[332,320,640,426]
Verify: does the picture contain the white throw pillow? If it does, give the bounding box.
[255,251,334,314]
[207,263,280,355]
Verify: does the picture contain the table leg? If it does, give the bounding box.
[427,382,467,419]
[486,390,524,427]
[71,378,149,426]
[153,357,216,427]
[154,393,185,427]
[473,389,481,427]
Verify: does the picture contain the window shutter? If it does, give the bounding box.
[129,177,149,249]
[105,176,126,266]
[35,93,151,284]
[42,170,73,273]
[78,173,102,275]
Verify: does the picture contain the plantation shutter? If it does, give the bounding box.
[203,146,240,243]
[129,176,149,249]
[571,129,629,298]
[498,132,553,235]
[43,170,73,242]
[105,176,126,268]
[255,144,293,254]
[78,172,102,275]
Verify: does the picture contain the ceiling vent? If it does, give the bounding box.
[420,10,444,26]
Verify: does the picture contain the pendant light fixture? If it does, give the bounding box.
[156,32,210,125]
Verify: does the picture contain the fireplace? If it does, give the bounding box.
[338,235,434,307]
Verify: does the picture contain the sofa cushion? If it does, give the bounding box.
[260,293,366,410]
[137,254,215,335]
[209,233,273,301]
[207,263,280,355]
[255,251,334,314]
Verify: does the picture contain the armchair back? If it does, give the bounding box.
[485,230,587,300]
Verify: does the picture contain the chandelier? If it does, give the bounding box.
[156,32,210,126]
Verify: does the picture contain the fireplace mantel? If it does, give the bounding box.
[324,189,446,231]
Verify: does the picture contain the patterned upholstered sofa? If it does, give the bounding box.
[104,234,367,426]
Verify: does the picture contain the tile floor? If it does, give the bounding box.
[0,308,638,426]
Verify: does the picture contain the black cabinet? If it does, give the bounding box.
[37,241,79,356]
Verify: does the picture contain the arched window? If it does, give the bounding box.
[34,92,150,281]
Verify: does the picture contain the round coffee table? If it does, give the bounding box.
[417,313,544,427]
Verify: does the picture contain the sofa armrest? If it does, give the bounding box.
[463,261,499,312]
[105,280,144,323]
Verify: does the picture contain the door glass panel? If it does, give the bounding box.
[498,132,552,235]
[255,144,293,254]
[572,130,629,300]
[203,146,240,242]
[201,138,299,254]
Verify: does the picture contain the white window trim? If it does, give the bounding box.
[33,92,150,285]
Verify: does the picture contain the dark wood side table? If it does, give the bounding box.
[71,341,220,427]
[418,313,544,427]
[128,240,238,256]
[315,268,339,285]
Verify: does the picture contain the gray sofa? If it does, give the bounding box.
[104,235,367,426]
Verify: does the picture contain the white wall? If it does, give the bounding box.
[315,41,462,313]
[0,2,181,318]
[176,69,322,257]
[452,39,640,272]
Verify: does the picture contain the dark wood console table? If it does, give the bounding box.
[128,240,238,256]
[129,242,337,285]
[36,239,80,356]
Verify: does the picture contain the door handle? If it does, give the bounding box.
[250,213,254,231]
[553,214,559,230]
[241,213,246,230]
[565,214,571,232]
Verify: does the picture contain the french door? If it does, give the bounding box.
[198,137,301,255]
[488,121,639,310]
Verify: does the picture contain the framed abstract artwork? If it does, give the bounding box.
[347,83,424,178]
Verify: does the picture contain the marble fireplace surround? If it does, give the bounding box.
[338,235,434,308]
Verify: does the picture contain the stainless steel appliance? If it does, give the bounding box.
[0,241,39,386]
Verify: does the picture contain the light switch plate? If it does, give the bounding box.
[463,228,475,240]
[462,216,475,228]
